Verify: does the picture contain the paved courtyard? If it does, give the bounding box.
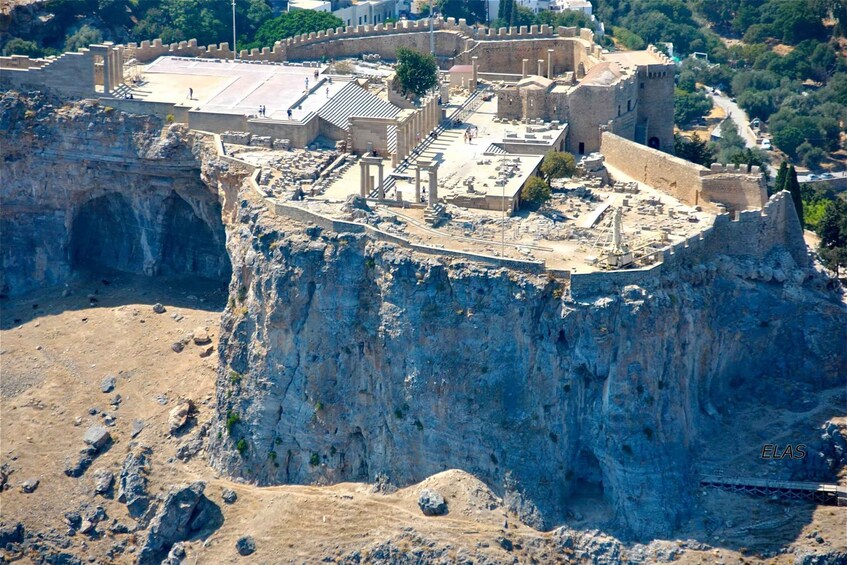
[136,57,339,120]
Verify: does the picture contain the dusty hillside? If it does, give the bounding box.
[0,274,845,565]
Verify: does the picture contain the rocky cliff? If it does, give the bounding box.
[3,93,845,543]
[209,188,847,540]
[0,91,231,297]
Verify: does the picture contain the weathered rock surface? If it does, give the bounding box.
[83,425,111,450]
[137,481,221,565]
[117,447,151,518]
[168,400,194,434]
[92,468,114,496]
[418,489,448,516]
[0,92,231,297]
[235,535,256,556]
[208,202,847,539]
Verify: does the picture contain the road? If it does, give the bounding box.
[708,91,759,148]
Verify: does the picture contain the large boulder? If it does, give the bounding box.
[417,489,448,516]
[117,447,151,518]
[137,481,222,565]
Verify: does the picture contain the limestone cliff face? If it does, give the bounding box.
[0,92,231,296]
[209,197,846,539]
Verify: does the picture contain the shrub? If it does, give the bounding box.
[226,410,240,435]
[229,370,242,385]
[165,114,175,124]
[540,150,576,182]
[309,452,320,466]
[520,177,551,208]
[236,439,248,456]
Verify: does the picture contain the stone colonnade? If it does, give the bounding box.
[521,49,556,80]
[393,93,441,165]
[90,42,124,94]
[359,155,385,198]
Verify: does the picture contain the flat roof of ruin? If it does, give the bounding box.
[603,50,667,67]
[137,56,336,119]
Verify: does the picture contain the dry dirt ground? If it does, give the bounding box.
[0,274,844,564]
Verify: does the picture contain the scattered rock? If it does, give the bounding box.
[417,489,448,516]
[221,489,237,504]
[497,536,513,551]
[79,520,96,535]
[0,463,13,491]
[175,436,204,462]
[117,447,151,518]
[21,478,39,493]
[199,345,214,358]
[235,535,256,556]
[108,520,131,535]
[171,342,184,353]
[192,327,211,345]
[152,303,166,314]
[83,426,111,451]
[64,512,82,530]
[138,481,222,565]
[131,419,145,438]
[0,522,24,546]
[93,469,114,496]
[100,375,116,393]
[168,400,194,434]
[65,447,96,478]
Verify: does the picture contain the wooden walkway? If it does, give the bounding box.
[701,475,847,506]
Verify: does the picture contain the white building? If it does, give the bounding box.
[288,0,401,27]
[549,0,592,14]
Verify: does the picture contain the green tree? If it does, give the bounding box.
[773,161,789,192]
[2,38,43,57]
[540,150,576,182]
[521,177,552,207]
[674,133,716,167]
[786,165,804,227]
[253,10,342,48]
[438,0,487,25]
[674,88,712,126]
[394,47,438,97]
[817,198,847,274]
[64,24,103,51]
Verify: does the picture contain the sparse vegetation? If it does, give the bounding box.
[309,452,320,466]
[226,410,240,435]
[236,438,248,456]
[229,370,242,385]
[540,150,577,182]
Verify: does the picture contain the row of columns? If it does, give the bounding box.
[520,49,555,79]
[359,156,439,208]
[359,156,385,198]
[394,93,441,164]
[92,43,124,94]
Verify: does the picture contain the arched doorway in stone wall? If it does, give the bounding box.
[648,136,661,149]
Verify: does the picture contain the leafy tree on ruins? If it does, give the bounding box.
[394,47,438,98]
[540,150,576,183]
[521,177,552,208]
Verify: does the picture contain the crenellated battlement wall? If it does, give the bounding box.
[600,132,767,214]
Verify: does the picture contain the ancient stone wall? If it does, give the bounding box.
[633,46,676,152]
[600,131,705,206]
[0,50,95,97]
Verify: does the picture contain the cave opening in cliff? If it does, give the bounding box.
[70,192,146,274]
[566,449,611,521]
[159,191,231,283]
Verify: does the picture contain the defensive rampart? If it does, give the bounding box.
[207,131,805,299]
[600,132,767,213]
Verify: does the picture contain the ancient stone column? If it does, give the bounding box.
[415,165,421,203]
[471,56,478,89]
[359,160,368,197]
[537,59,544,76]
[377,162,385,199]
[547,49,554,78]
[522,59,529,78]
[428,164,438,207]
